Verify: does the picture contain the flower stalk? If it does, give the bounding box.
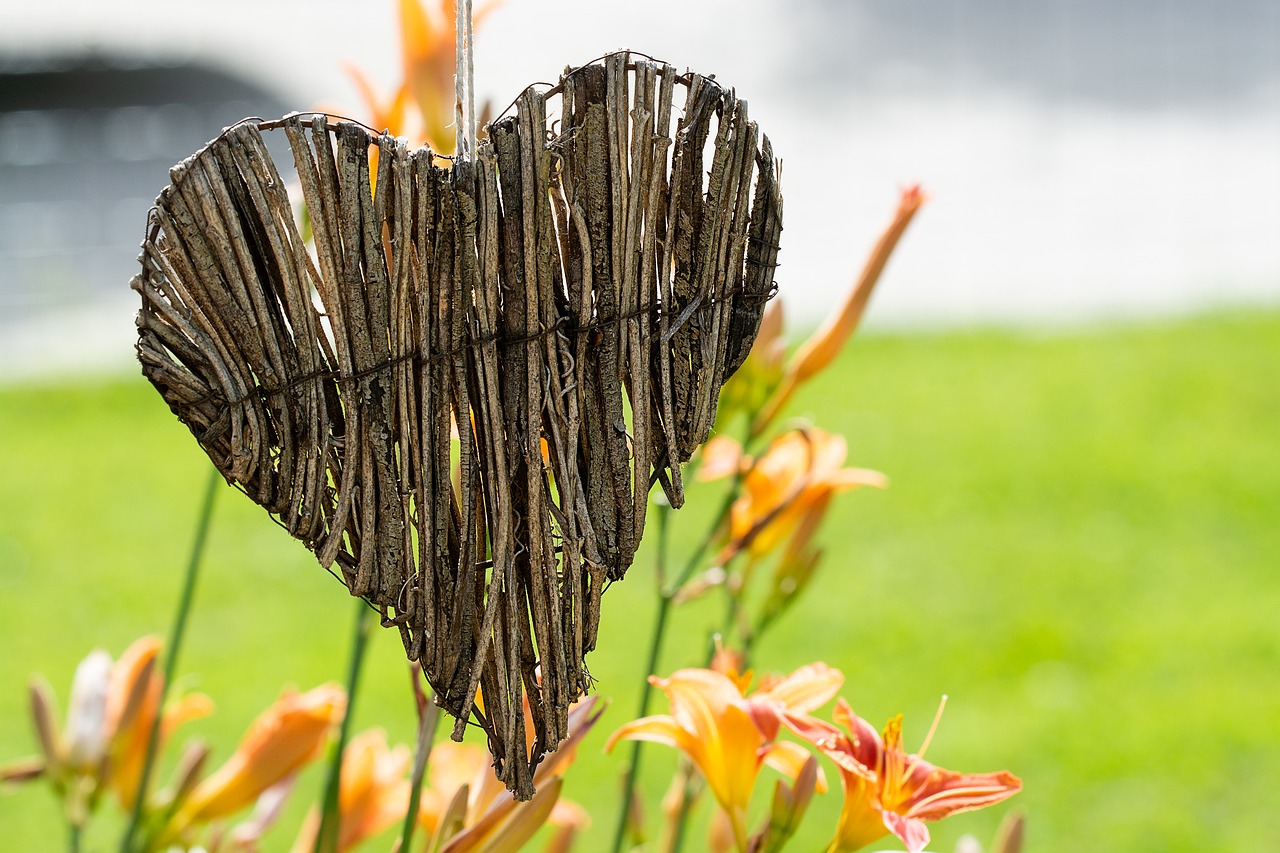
[119,466,219,853]
[398,665,442,853]
[315,600,374,853]
[611,464,750,853]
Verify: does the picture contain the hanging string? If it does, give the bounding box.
[455,0,476,160]
[466,0,476,156]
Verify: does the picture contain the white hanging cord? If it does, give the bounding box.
[455,0,476,161]
[465,0,476,156]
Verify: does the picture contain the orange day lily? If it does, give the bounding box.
[291,729,411,853]
[346,64,412,139]
[751,185,927,437]
[423,695,602,853]
[606,664,840,852]
[703,427,887,564]
[398,0,502,153]
[105,635,214,812]
[158,682,346,845]
[809,699,1022,853]
[0,637,212,830]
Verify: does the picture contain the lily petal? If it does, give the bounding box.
[443,775,562,853]
[905,770,1024,822]
[755,663,843,714]
[881,809,932,853]
[604,715,688,753]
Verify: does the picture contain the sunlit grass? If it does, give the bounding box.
[2,309,1277,851]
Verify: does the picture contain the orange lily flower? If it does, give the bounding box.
[606,665,840,851]
[291,729,412,853]
[160,683,346,841]
[346,65,412,138]
[709,427,887,563]
[105,635,213,811]
[399,0,502,153]
[813,699,1021,853]
[752,185,926,436]
[1,637,211,830]
[416,696,601,853]
[416,740,490,839]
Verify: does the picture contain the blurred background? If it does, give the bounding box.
[1,1,1278,851]
[3,0,1278,375]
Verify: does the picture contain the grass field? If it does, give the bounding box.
[2,309,1278,852]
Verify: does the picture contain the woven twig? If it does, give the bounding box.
[133,52,781,799]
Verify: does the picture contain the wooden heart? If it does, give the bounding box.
[133,52,781,796]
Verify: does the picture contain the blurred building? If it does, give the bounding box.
[0,57,288,330]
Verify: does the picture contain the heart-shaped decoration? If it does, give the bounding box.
[133,52,781,796]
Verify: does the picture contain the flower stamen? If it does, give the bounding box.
[916,694,948,761]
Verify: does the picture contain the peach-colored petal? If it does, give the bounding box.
[417,741,487,834]
[698,434,745,482]
[293,729,411,853]
[880,810,932,853]
[421,777,471,841]
[656,670,761,817]
[826,467,890,491]
[107,637,205,811]
[721,427,880,563]
[104,636,160,738]
[443,775,562,853]
[905,770,1024,822]
[612,666,853,852]
[754,662,843,715]
[112,689,214,812]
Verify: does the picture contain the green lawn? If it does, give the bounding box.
[2,309,1278,852]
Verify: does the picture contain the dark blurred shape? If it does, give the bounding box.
[792,0,1280,110]
[0,56,288,325]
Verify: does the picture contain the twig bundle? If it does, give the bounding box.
[132,52,782,797]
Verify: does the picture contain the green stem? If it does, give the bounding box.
[611,504,670,853]
[611,480,743,853]
[611,430,764,853]
[314,600,374,853]
[119,468,219,853]
[69,822,82,853]
[398,671,441,853]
